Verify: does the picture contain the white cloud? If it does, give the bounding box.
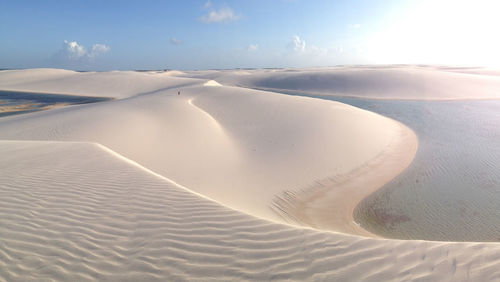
[284,35,339,67]
[199,6,240,23]
[89,43,110,58]
[288,35,330,57]
[51,40,110,66]
[204,1,212,9]
[170,37,182,45]
[64,40,87,60]
[247,44,258,52]
[291,35,306,52]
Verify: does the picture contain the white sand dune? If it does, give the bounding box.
[0,69,415,235]
[0,67,499,280]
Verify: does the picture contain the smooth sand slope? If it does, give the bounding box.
[1,66,500,280]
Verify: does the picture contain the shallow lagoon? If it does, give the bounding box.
[0,90,110,117]
[293,93,500,242]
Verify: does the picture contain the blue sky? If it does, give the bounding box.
[1,0,499,70]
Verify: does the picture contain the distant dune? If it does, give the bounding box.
[0,68,199,98]
[210,65,500,100]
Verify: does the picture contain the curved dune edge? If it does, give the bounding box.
[0,69,413,236]
[273,120,418,237]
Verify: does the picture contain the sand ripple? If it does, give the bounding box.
[1,141,500,281]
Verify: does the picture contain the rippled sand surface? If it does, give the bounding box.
[4,141,500,281]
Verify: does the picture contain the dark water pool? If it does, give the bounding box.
[0,90,111,117]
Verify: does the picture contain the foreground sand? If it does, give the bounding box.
[3,141,500,281]
[1,66,500,280]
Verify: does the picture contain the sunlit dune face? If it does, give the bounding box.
[366,0,500,66]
